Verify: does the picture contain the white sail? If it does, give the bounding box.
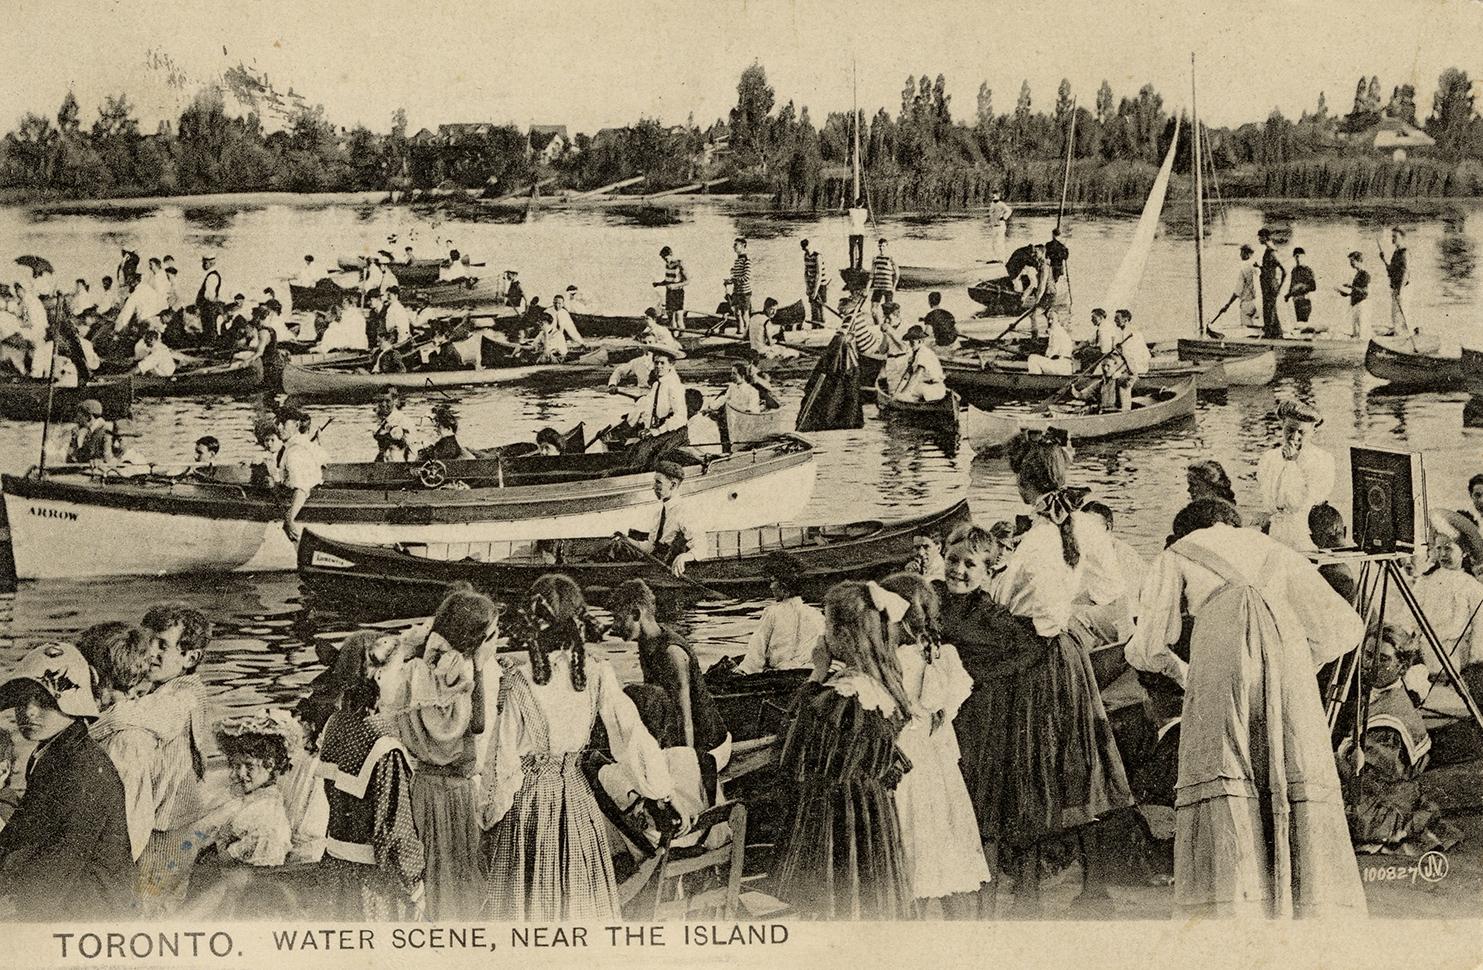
[1100,116,1182,316]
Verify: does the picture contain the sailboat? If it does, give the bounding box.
[1174,59,1383,373]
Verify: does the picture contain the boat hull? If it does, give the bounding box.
[2,437,818,579]
[725,403,788,444]
[130,357,265,397]
[898,265,981,289]
[1364,338,1463,389]
[876,389,962,435]
[945,359,1220,402]
[0,376,134,422]
[967,278,1022,315]
[298,499,973,614]
[280,359,552,400]
[1176,335,1390,372]
[964,379,1197,454]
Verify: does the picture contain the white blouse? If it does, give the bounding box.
[1256,444,1335,548]
[481,653,672,829]
[738,598,824,674]
[1412,567,1483,673]
[994,511,1125,638]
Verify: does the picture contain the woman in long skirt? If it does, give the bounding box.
[1126,498,1367,918]
[392,588,501,920]
[878,572,991,911]
[775,581,917,919]
[480,574,674,920]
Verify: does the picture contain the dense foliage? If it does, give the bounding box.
[3,63,1481,210]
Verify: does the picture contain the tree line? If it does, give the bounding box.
[2,64,1480,209]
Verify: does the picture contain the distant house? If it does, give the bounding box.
[411,128,439,145]
[528,125,569,164]
[1342,115,1435,161]
[438,123,495,141]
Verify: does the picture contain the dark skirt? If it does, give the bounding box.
[953,617,1133,849]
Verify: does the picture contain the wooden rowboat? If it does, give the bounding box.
[3,435,818,579]
[0,376,134,422]
[1364,338,1464,390]
[279,357,559,401]
[725,402,788,444]
[875,389,963,436]
[129,357,265,397]
[297,499,974,616]
[945,358,1224,402]
[292,278,507,312]
[335,256,446,287]
[965,378,1197,455]
[967,277,1023,316]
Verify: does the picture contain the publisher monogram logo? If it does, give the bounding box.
[1361,851,1448,885]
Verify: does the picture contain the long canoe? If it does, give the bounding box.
[128,357,265,397]
[876,389,963,436]
[279,358,562,401]
[335,256,446,287]
[1176,334,1393,371]
[1364,338,1464,390]
[0,376,134,422]
[1464,348,1483,395]
[725,402,789,444]
[2,435,818,579]
[898,265,983,289]
[297,499,973,614]
[945,358,1224,402]
[292,278,507,312]
[965,379,1197,455]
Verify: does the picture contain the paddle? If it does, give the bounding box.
[1038,340,1131,410]
[1376,240,1419,353]
[1204,294,1238,338]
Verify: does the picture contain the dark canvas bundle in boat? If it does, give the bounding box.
[795,332,863,432]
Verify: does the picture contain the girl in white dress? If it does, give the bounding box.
[878,573,990,911]
[1257,400,1334,549]
[480,574,674,920]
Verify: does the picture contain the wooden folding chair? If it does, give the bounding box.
[642,801,748,921]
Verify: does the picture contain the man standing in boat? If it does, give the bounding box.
[987,190,1013,260]
[653,246,688,334]
[1379,227,1412,339]
[869,238,898,327]
[801,239,827,324]
[847,196,869,275]
[1257,228,1286,339]
[1228,245,1261,331]
[195,257,223,341]
[1285,248,1317,329]
[1095,309,1151,411]
[1046,228,1071,313]
[1337,251,1371,340]
[727,238,752,334]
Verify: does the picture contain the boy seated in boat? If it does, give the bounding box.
[879,325,947,403]
[605,461,706,577]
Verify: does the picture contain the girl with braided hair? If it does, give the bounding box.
[479,574,674,919]
[775,581,917,919]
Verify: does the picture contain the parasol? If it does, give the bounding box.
[1431,509,1483,566]
[14,255,54,275]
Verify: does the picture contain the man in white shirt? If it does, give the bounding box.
[293,255,322,287]
[563,284,586,312]
[134,329,177,377]
[1095,308,1150,411]
[317,297,370,353]
[625,345,690,467]
[987,190,1013,260]
[550,295,584,347]
[608,348,655,393]
[847,196,869,272]
[736,552,824,673]
[67,279,97,317]
[382,287,413,345]
[1028,308,1076,375]
[894,325,947,402]
[747,298,798,360]
[625,461,704,576]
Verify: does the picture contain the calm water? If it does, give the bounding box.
[1,195,1481,725]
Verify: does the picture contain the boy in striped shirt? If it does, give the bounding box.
[728,238,751,332]
[870,237,898,325]
[653,246,688,333]
[801,239,827,323]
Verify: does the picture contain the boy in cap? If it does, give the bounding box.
[1286,247,1317,328]
[65,399,114,465]
[0,642,135,919]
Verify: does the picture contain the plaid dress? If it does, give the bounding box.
[482,658,671,920]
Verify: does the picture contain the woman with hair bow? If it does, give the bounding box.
[777,580,917,919]
[1257,400,1334,550]
[390,587,501,920]
[877,572,990,912]
[480,574,674,920]
[988,429,1135,914]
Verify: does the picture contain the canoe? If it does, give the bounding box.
[297,499,974,614]
[0,376,134,422]
[725,402,788,444]
[1176,334,1404,372]
[1215,350,1277,386]
[130,357,265,397]
[945,358,1223,402]
[965,379,1197,455]
[335,256,445,287]
[293,278,507,311]
[897,265,982,289]
[1,435,818,579]
[875,389,963,436]
[967,277,1023,316]
[289,281,355,313]
[279,358,565,400]
[1364,338,1464,390]
[839,267,870,291]
[1464,348,1483,396]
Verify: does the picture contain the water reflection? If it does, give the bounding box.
[182,207,236,231]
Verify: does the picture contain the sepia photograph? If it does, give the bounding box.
[0,0,1482,966]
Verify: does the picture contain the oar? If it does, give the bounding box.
[310,417,336,441]
[1039,342,1129,409]
[610,533,729,600]
[970,304,1038,351]
[1204,294,1238,338]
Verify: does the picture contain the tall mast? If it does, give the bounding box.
[1056,99,1077,233]
[851,57,861,206]
[1191,53,1207,336]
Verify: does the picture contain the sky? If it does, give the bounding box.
[3,0,1481,136]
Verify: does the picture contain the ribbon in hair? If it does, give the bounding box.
[1026,426,1070,448]
[1032,485,1090,525]
[865,581,910,624]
